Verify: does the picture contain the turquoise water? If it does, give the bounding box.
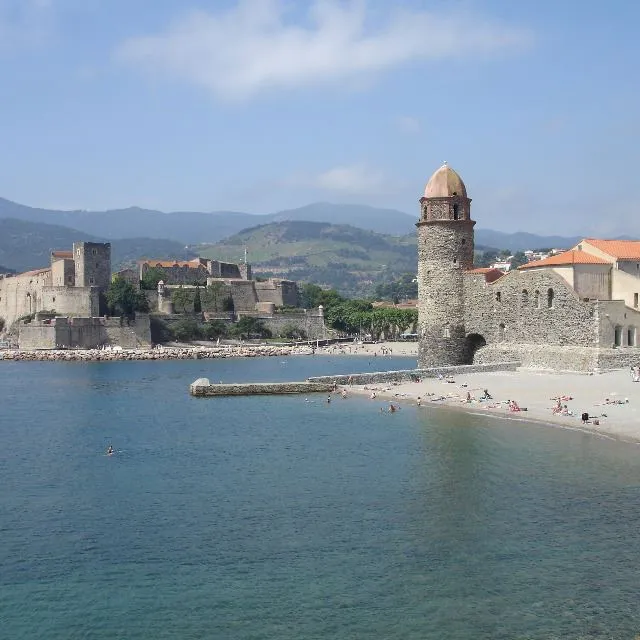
[1,355,640,639]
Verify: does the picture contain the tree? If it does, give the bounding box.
[106,277,149,319]
[172,318,201,342]
[193,287,202,313]
[279,323,307,340]
[510,251,528,269]
[202,319,228,340]
[201,282,225,312]
[172,287,193,314]
[233,316,271,340]
[140,267,166,291]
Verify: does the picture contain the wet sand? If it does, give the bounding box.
[345,368,640,443]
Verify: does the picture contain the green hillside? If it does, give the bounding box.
[196,220,418,297]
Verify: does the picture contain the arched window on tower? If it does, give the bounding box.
[498,323,506,342]
[496,291,501,303]
[522,289,529,305]
[534,290,540,308]
[453,204,460,220]
[547,288,554,309]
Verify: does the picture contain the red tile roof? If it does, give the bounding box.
[140,259,204,268]
[19,268,51,277]
[583,239,640,260]
[51,250,73,259]
[519,250,610,269]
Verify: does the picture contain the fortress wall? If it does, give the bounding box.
[254,280,299,307]
[40,287,99,318]
[229,280,258,312]
[464,269,598,347]
[0,270,52,328]
[259,312,326,340]
[18,315,152,349]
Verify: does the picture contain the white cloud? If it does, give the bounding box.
[115,0,532,100]
[288,163,393,195]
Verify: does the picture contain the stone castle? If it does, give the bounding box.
[417,163,640,371]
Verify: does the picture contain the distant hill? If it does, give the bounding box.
[0,197,416,243]
[198,220,417,297]
[0,218,196,273]
[1,195,624,251]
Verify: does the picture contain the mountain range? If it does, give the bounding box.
[0,196,597,250]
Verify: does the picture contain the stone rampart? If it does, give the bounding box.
[189,378,334,397]
[259,311,326,340]
[18,314,152,350]
[307,361,520,386]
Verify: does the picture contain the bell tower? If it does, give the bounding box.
[417,163,475,368]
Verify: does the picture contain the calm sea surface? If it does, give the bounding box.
[1,355,640,639]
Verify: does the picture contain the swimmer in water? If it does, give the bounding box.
[107,445,114,455]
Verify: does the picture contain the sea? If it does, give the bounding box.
[1,355,639,640]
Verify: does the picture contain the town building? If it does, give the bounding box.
[417,163,640,371]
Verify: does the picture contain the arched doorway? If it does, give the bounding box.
[465,333,487,364]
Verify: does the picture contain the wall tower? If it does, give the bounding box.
[73,242,111,291]
[417,163,475,367]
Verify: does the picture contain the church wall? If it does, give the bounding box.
[611,268,640,309]
[464,269,597,347]
[595,300,640,348]
[573,264,612,300]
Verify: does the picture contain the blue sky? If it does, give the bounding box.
[1,0,639,235]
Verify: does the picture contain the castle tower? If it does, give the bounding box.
[73,242,112,291]
[417,163,475,368]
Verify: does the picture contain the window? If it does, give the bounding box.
[628,327,636,347]
[453,258,457,265]
[443,324,451,338]
[496,292,501,303]
[635,293,639,308]
[461,239,466,245]
[89,277,95,285]
[92,248,97,256]
[522,289,529,305]
[547,288,554,309]
[498,323,506,342]
[534,290,540,308]
[453,204,460,220]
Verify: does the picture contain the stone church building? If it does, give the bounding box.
[417,164,640,371]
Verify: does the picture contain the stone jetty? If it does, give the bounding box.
[0,344,314,363]
[190,378,334,397]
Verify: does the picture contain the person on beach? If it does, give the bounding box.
[327,396,331,404]
[480,389,492,400]
[417,396,422,406]
[107,445,114,455]
[388,403,399,413]
[370,391,377,400]
[341,389,347,399]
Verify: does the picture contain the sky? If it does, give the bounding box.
[1,0,639,235]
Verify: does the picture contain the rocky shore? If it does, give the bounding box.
[0,345,314,362]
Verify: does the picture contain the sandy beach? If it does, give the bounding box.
[341,364,640,443]
[317,340,419,357]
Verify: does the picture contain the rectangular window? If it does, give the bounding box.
[635,293,639,308]
[92,248,97,256]
[89,277,95,285]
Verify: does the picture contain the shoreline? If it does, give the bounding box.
[343,368,640,444]
[0,344,315,362]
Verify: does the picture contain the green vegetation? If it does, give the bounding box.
[195,221,418,297]
[140,267,166,290]
[106,278,149,319]
[374,273,418,303]
[171,287,193,314]
[233,316,271,340]
[299,283,417,339]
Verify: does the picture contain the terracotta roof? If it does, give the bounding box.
[19,267,51,277]
[582,238,640,260]
[467,267,496,274]
[141,259,205,268]
[519,250,610,269]
[51,250,73,259]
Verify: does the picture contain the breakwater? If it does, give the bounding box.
[190,378,334,397]
[0,345,314,362]
[307,361,521,385]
